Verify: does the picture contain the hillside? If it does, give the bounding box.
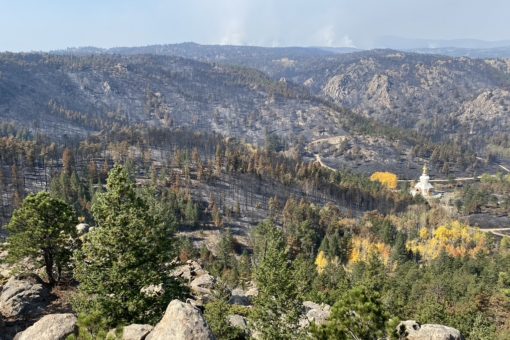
[0,53,357,144]
[264,50,510,143]
[53,44,510,154]
[2,52,461,179]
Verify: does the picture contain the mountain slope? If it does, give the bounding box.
[0,53,351,146]
[53,44,510,147]
[266,50,510,143]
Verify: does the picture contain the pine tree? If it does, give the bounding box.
[215,144,223,176]
[204,285,246,340]
[211,200,223,227]
[250,221,303,339]
[391,232,410,264]
[72,165,184,325]
[7,192,76,285]
[312,286,389,340]
[238,250,252,288]
[184,198,199,226]
[216,228,235,273]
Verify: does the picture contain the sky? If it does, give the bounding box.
[1,0,509,52]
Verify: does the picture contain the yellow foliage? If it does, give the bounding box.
[315,250,329,274]
[407,220,487,261]
[349,237,391,266]
[419,227,430,239]
[370,172,398,189]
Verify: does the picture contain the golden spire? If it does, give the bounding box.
[422,163,429,176]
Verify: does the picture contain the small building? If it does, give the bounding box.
[411,164,434,197]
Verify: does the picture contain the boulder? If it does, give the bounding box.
[302,301,331,326]
[146,299,214,340]
[75,223,90,235]
[15,313,77,340]
[122,324,154,340]
[171,265,193,281]
[0,274,50,318]
[187,260,208,277]
[228,288,252,306]
[171,260,208,282]
[228,314,248,331]
[396,320,463,340]
[244,286,258,298]
[140,284,165,298]
[190,273,215,295]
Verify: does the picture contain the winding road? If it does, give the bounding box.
[308,137,510,185]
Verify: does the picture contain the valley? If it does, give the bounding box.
[1,42,510,340]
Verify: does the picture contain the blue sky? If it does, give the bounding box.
[1,0,509,51]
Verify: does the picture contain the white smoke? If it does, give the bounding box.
[219,19,246,45]
[316,25,355,47]
[216,0,249,45]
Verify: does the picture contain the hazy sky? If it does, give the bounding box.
[1,0,509,51]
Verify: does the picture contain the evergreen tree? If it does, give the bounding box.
[238,250,252,288]
[250,221,303,339]
[7,192,76,285]
[391,232,411,264]
[72,165,184,325]
[216,228,235,271]
[312,286,389,340]
[184,198,199,226]
[204,284,247,340]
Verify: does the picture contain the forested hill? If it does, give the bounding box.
[0,52,357,145]
[1,51,445,179]
[49,44,510,158]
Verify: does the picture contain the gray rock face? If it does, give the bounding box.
[228,288,251,306]
[396,320,463,340]
[228,314,248,331]
[171,260,207,282]
[301,301,331,326]
[146,300,214,340]
[122,324,154,340]
[189,273,216,304]
[171,260,214,304]
[15,313,77,340]
[0,274,50,318]
[190,273,215,293]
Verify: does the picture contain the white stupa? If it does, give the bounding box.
[411,164,434,197]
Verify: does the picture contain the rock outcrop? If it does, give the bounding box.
[122,324,154,340]
[14,313,77,340]
[228,288,252,306]
[146,300,214,340]
[171,260,209,282]
[171,260,215,304]
[0,274,50,318]
[396,320,463,340]
[228,314,248,331]
[299,301,331,327]
[190,273,215,296]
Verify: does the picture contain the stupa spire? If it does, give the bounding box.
[422,163,429,176]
